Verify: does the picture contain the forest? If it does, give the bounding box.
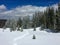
[3,3,60,33]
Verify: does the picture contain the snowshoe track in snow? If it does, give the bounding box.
[13,31,29,45]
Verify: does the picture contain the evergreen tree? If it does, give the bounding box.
[17,18,22,27]
[48,7,54,29]
[17,18,22,31]
[40,13,46,29]
[33,24,36,31]
[17,25,20,31]
[55,2,60,32]
[40,7,55,30]
[22,16,30,29]
[2,21,7,32]
[10,19,17,32]
[20,25,23,32]
[32,35,36,39]
[5,19,11,28]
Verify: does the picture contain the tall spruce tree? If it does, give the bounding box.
[17,18,22,31]
[45,7,55,30]
[55,2,60,32]
[40,7,55,30]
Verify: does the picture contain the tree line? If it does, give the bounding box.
[3,3,60,32]
[40,3,60,32]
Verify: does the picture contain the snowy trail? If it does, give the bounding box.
[13,31,29,45]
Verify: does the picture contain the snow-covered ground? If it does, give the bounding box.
[0,27,60,45]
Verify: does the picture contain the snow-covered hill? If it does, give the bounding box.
[0,27,60,45]
[0,3,58,19]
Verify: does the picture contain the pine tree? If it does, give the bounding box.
[55,2,60,32]
[17,18,22,27]
[40,7,55,30]
[22,16,30,29]
[44,11,48,29]
[2,21,7,32]
[5,19,11,28]
[44,7,55,30]
[10,19,17,32]
[40,13,46,29]
[17,18,22,31]
[17,25,20,31]
[34,24,36,31]
[20,25,23,32]
[48,7,54,30]
[32,35,36,39]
